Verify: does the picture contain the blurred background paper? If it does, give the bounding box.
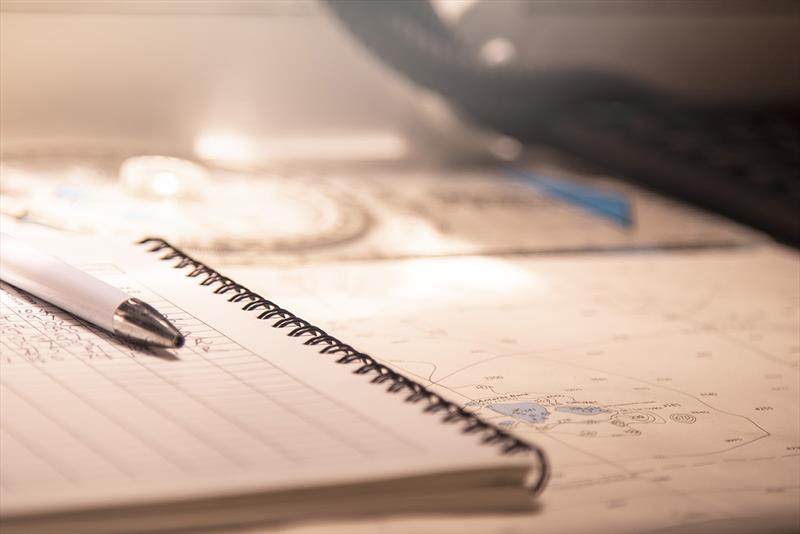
[0,0,796,261]
[0,151,762,266]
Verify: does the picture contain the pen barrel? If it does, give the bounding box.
[0,233,128,331]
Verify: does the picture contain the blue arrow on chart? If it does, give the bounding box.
[506,168,634,227]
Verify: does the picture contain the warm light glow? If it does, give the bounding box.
[119,155,209,199]
[479,37,517,66]
[194,131,408,164]
[194,133,257,164]
[393,257,536,300]
[432,0,479,22]
[151,171,180,196]
[284,257,543,323]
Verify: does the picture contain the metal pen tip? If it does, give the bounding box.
[112,298,185,348]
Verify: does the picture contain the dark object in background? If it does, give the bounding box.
[548,100,800,247]
[326,0,800,246]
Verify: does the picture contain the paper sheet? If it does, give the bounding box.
[0,154,762,266]
[0,232,534,521]
[222,244,800,533]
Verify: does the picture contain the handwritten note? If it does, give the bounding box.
[0,265,420,495]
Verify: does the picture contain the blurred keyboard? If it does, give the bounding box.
[548,100,800,246]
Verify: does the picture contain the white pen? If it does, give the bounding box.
[0,233,184,348]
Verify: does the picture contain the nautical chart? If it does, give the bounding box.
[0,152,760,266]
[226,245,800,533]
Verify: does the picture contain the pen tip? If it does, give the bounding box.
[113,298,186,349]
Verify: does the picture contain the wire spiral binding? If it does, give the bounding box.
[138,237,549,495]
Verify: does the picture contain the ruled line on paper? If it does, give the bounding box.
[0,266,418,492]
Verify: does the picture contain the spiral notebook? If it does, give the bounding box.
[0,232,547,533]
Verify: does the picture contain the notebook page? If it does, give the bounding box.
[0,231,535,518]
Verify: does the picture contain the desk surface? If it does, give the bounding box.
[0,158,797,532]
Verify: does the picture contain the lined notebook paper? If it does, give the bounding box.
[0,231,543,532]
